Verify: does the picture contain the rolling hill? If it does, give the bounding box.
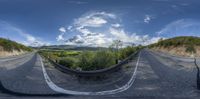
[149,36,200,57]
[39,45,109,51]
[0,38,32,57]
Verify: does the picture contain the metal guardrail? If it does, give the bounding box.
[42,51,139,76]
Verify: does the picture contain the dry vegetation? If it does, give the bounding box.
[0,38,32,57]
[149,36,200,57]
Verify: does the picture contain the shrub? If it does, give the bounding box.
[119,46,136,60]
[92,51,115,70]
[77,51,116,71]
[77,51,94,71]
[185,45,196,53]
[58,57,76,68]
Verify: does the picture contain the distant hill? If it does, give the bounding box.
[39,45,108,51]
[149,36,200,57]
[0,38,32,56]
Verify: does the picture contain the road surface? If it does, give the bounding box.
[0,49,199,98]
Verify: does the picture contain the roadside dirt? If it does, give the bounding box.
[152,46,200,57]
[0,49,26,57]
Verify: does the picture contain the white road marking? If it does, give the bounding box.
[39,52,141,95]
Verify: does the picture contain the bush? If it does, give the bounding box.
[119,46,136,60]
[92,51,115,70]
[77,51,116,71]
[185,45,196,53]
[58,57,76,68]
[77,51,94,71]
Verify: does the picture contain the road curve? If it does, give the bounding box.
[0,50,199,98]
[0,53,56,94]
[39,52,141,95]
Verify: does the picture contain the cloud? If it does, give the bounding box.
[68,35,84,44]
[111,23,121,28]
[59,27,66,33]
[13,28,49,47]
[144,15,152,23]
[109,27,160,46]
[68,1,88,5]
[67,26,72,30]
[157,19,200,37]
[109,27,130,42]
[56,32,65,41]
[74,14,108,28]
[0,21,48,47]
[58,11,160,47]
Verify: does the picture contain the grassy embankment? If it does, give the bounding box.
[149,36,200,57]
[0,38,32,56]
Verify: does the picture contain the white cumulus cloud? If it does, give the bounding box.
[56,32,65,41]
[59,27,66,32]
[58,11,160,47]
[144,15,152,23]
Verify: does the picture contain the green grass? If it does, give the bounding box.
[0,38,32,52]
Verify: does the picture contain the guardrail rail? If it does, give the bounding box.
[40,51,139,76]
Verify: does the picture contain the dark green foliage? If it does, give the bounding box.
[77,51,94,70]
[76,51,115,71]
[92,51,115,69]
[0,38,32,52]
[119,46,137,60]
[59,57,77,68]
[185,45,196,53]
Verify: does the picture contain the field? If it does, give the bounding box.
[39,46,142,71]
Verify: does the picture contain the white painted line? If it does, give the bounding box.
[39,52,141,95]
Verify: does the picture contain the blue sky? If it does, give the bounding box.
[0,0,200,47]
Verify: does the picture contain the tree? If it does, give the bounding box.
[158,38,163,42]
[112,40,123,50]
[111,40,123,64]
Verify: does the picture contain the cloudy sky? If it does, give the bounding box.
[0,0,200,47]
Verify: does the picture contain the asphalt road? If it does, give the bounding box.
[0,49,200,99]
